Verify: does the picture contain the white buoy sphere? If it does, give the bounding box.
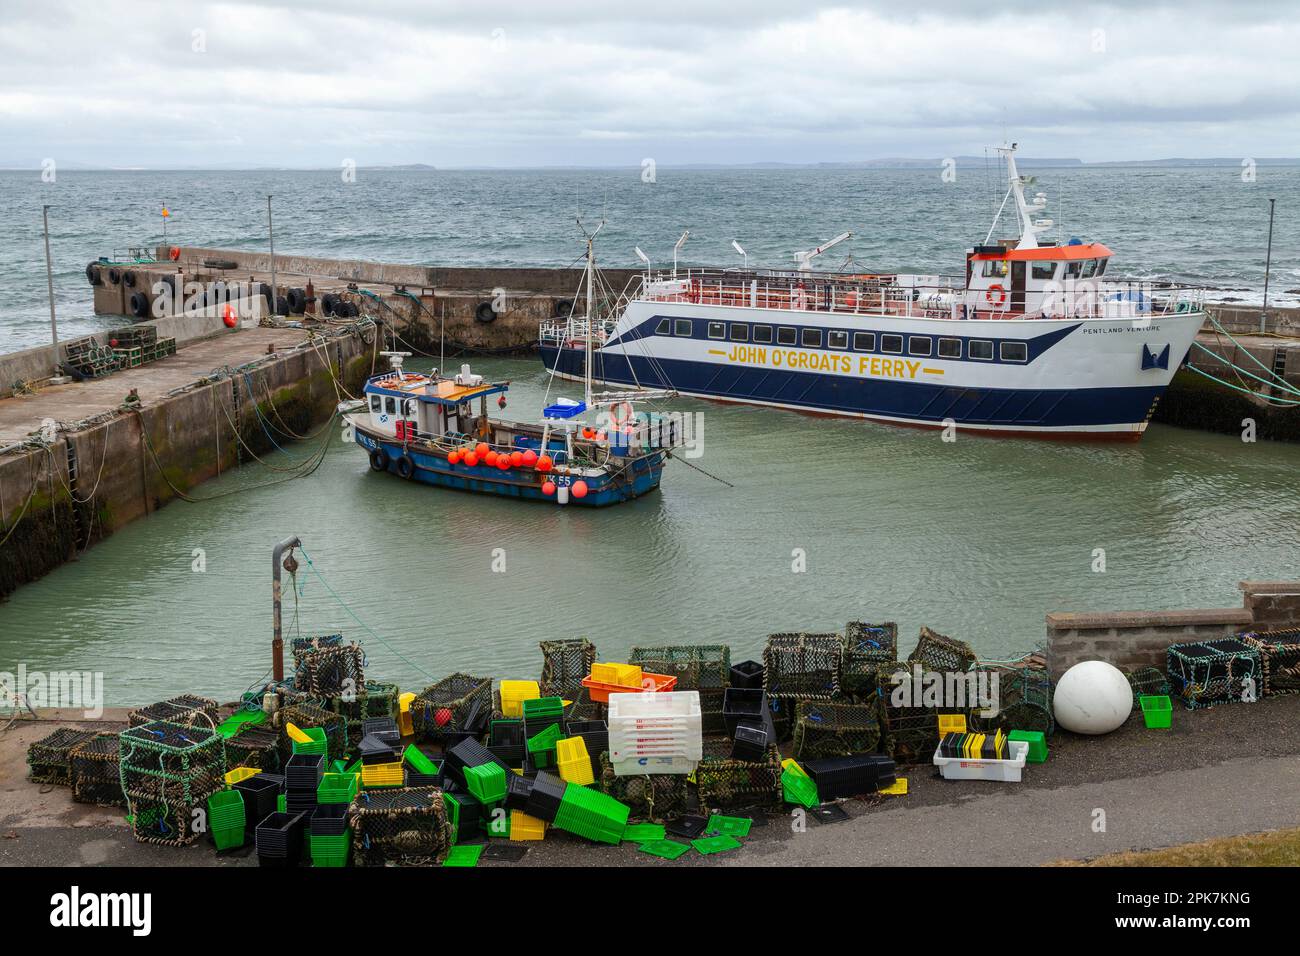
[1053,660,1133,734]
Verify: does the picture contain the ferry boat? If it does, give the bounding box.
[540,145,1206,439]
[339,354,668,506]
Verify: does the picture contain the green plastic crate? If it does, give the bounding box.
[522,697,565,721]
[638,839,691,860]
[692,833,742,855]
[526,723,563,768]
[553,786,629,845]
[781,765,819,808]
[403,744,440,776]
[291,726,329,757]
[318,772,360,804]
[465,763,508,805]
[443,844,484,867]
[310,831,352,868]
[704,815,752,837]
[1007,729,1049,762]
[1138,695,1173,730]
[207,790,246,850]
[218,709,267,739]
[622,823,667,843]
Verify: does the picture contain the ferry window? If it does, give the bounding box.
[708,321,725,340]
[908,336,932,357]
[801,328,821,348]
[753,325,773,344]
[385,396,396,414]
[1065,260,1083,279]
[1095,258,1108,276]
[1000,341,1028,363]
[938,337,962,359]
[969,340,994,361]
[730,323,749,342]
[777,327,797,346]
[656,318,670,335]
[1031,261,1057,281]
[981,259,1008,279]
[674,319,692,336]
[369,395,381,412]
[881,334,904,354]
[828,330,848,349]
[853,331,875,351]
[1081,258,1099,279]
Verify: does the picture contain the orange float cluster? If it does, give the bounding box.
[444,442,546,474]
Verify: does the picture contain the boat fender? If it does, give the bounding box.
[396,454,415,479]
[554,299,574,318]
[985,284,1006,307]
[369,448,390,472]
[557,484,569,505]
[85,263,101,286]
[129,291,150,318]
[287,288,307,314]
[322,292,340,316]
[475,300,498,323]
[123,269,137,288]
[108,267,122,285]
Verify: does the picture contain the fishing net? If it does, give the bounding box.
[224,725,282,772]
[875,661,938,765]
[966,655,1055,736]
[841,621,898,696]
[763,632,842,700]
[792,698,881,760]
[629,644,732,689]
[411,673,493,742]
[563,687,604,723]
[296,641,366,698]
[291,633,343,678]
[694,736,783,814]
[278,702,347,762]
[1124,665,1171,707]
[1241,628,1300,697]
[539,638,597,698]
[907,627,977,675]
[27,728,97,785]
[119,721,226,846]
[1167,638,1262,710]
[349,786,451,866]
[70,733,126,807]
[597,754,688,822]
[126,695,218,728]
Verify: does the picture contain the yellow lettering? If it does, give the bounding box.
[906,360,920,378]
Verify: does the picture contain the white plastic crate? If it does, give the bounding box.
[608,691,702,768]
[609,753,699,776]
[932,739,1028,782]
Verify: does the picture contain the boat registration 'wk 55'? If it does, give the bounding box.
[541,144,1206,440]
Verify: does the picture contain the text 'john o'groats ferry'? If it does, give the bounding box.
[540,144,1206,439]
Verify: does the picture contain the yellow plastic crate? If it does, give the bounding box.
[499,680,541,718]
[937,714,967,737]
[509,810,546,841]
[361,761,404,788]
[224,766,261,786]
[590,663,642,688]
[398,692,415,737]
[556,736,595,786]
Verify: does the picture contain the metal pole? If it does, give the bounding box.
[1261,197,1276,334]
[267,195,277,317]
[271,535,301,683]
[42,205,60,376]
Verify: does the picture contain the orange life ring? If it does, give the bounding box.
[169,247,181,261]
[609,401,634,427]
[985,284,1007,307]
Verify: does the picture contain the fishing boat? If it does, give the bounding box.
[339,227,672,506]
[540,144,1207,440]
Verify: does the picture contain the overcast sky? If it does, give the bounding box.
[2,0,1298,168]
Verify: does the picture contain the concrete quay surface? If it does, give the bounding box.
[3,695,1299,867]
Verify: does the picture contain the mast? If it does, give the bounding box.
[585,234,593,407]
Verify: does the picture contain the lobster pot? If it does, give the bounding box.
[126,694,218,728]
[291,634,344,674]
[698,687,727,735]
[597,754,688,823]
[907,627,977,675]
[119,721,226,846]
[410,673,493,741]
[277,703,347,763]
[763,632,843,701]
[694,736,783,814]
[875,662,937,765]
[27,728,97,786]
[792,699,881,761]
[349,787,451,866]
[70,733,126,808]
[841,621,898,696]
[564,687,605,723]
[1241,628,1300,697]
[966,661,1055,736]
[1167,639,1262,710]
[224,725,282,772]
[629,644,732,690]
[297,642,366,698]
[107,324,158,348]
[1124,666,1171,708]
[539,639,597,698]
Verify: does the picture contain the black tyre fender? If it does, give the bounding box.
[474,300,497,323]
[129,291,150,318]
[369,448,389,472]
[322,292,340,316]
[123,270,137,288]
[108,267,122,285]
[85,263,101,286]
[395,454,415,479]
[287,288,307,314]
[554,298,574,318]
[275,295,289,316]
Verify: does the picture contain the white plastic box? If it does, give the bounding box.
[608,691,702,774]
[932,739,1029,782]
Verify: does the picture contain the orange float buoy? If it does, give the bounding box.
[509,451,524,467]
[542,480,556,496]
[571,480,588,499]
[222,304,238,328]
[536,455,553,473]
[475,442,490,458]
[581,426,595,439]
[448,450,461,465]
[496,455,510,470]
[522,449,538,467]
[484,451,499,467]
[464,452,480,467]
[169,247,181,261]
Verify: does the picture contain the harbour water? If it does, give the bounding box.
[1,356,1296,705]
[4,164,1299,352]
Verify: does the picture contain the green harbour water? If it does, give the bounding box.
[1,356,1297,705]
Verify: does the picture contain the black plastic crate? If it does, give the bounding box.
[803,754,896,800]
[445,792,483,843]
[406,771,440,787]
[310,803,349,837]
[444,738,512,785]
[504,773,534,811]
[255,811,306,860]
[723,687,767,737]
[565,718,609,758]
[525,771,568,823]
[358,733,398,764]
[286,791,318,815]
[361,718,400,751]
[488,719,525,764]
[284,754,324,791]
[730,660,764,689]
[731,724,770,762]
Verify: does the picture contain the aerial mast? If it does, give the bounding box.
[578,215,605,408]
